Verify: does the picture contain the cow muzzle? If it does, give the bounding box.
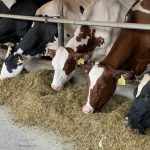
[51,84,63,91]
[82,104,94,114]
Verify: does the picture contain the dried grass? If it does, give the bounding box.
[0,59,150,150]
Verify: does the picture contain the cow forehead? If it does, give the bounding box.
[89,63,104,89]
[52,47,69,68]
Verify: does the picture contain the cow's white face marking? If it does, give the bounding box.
[132,0,150,14]
[136,74,150,97]
[51,47,74,91]
[83,62,104,114]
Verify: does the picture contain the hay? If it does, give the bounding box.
[0,59,150,150]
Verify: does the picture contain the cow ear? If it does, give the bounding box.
[113,70,134,80]
[80,5,84,14]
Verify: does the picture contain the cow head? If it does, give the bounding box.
[83,62,117,113]
[125,74,150,134]
[125,93,150,134]
[51,47,77,91]
[83,62,134,114]
[0,47,24,79]
[51,25,104,91]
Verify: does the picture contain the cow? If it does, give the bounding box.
[125,73,150,134]
[0,0,90,79]
[51,0,135,91]
[0,0,50,44]
[82,0,150,114]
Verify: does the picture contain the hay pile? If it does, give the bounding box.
[0,59,150,150]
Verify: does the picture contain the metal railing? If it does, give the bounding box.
[0,0,150,46]
[0,13,150,30]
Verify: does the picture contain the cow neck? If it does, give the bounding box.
[102,28,137,71]
[66,25,104,55]
[65,25,104,72]
[102,47,127,71]
[102,30,150,75]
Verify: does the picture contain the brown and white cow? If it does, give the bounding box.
[51,0,135,91]
[83,0,150,114]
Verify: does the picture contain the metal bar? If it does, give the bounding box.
[57,0,64,46]
[0,14,150,30]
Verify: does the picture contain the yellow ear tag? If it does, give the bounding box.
[77,58,85,65]
[118,75,126,85]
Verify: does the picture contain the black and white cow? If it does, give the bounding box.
[0,0,50,44]
[0,0,90,79]
[125,74,150,134]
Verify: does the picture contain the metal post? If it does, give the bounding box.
[57,0,64,47]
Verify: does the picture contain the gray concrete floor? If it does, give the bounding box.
[0,106,74,150]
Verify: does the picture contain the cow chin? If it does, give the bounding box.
[51,71,75,91]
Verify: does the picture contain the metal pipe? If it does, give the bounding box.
[57,0,64,46]
[0,14,150,30]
